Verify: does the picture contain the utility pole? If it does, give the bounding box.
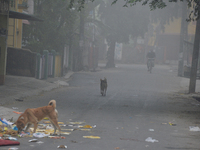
[189,14,200,93]
[0,0,9,85]
[78,8,85,71]
[92,2,96,72]
[178,1,187,77]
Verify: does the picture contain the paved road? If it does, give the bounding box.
[3,64,200,150]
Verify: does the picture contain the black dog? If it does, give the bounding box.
[100,78,107,96]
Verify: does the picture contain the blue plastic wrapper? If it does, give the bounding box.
[0,118,8,125]
[13,126,18,131]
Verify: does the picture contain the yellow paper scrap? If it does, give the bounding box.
[44,129,54,134]
[83,136,101,139]
[44,117,49,120]
[82,125,92,128]
[4,127,8,131]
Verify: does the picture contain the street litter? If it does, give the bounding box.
[15,99,23,102]
[33,133,49,138]
[43,121,64,125]
[68,125,83,128]
[13,111,22,114]
[18,132,32,137]
[162,123,167,125]
[61,129,74,131]
[145,137,159,143]
[189,126,200,131]
[169,122,176,126]
[79,129,91,131]
[49,136,66,139]
[82,125,93,128]
[8,137,17,141]
[83,136,101,139]
[69,122,84,125]
[60,131,71,135]
[71,140,77,143]
[29,139,38,142]
[12,107,18,110]
[8,147,19,150]
[3,129,18,137]
[0,139,20,146]
[36,141,44,144]
[149,129,154,131]
[57,145,67,148]
[120,138,140,142]
[0,118,13,126]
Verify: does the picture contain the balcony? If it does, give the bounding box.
[18,0,28,9]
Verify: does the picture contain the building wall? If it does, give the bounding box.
[7,0,28,48]
[154,17,196,63]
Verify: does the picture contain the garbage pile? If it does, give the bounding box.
[0,116,100,149]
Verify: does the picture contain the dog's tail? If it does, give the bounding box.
[48,100,56,109]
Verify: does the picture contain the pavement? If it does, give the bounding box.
[0,71,74,120]
[1,64,200,121]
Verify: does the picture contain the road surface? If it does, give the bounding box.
[4,64,200,150]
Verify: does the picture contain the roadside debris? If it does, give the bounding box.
[57,145,67,148]
[189,126,200,131]
[83,136,101,139]
[8,147,19,150]
[29,139,38,142]
[49,136,66,139]
[15,99,23,102]
[33,132,49,138]
[36,141,44,144]
[145,137,159,143]
[13,111,22,115]
[12,107,18,110]
[68,122,85,125]
[169,122,176,126]
[120,138,140,142]
[0,116,100,149]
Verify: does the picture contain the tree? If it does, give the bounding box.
[23,0,79,54]
[70,0,200,93]
[98,0,150,67]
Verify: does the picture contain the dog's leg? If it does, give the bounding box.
[25,123,32,132]
[50,118,61,135]
[50,120,57,134]
[33,123,38,133]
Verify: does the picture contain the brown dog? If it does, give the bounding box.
[14,100,61,135]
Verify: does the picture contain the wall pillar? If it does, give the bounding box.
[0,2,9,85]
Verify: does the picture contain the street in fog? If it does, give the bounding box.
[6,64,200,150]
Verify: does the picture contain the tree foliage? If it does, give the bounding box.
[69,0,200,21]
[96,0,150,67]
[23,0,79,53]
